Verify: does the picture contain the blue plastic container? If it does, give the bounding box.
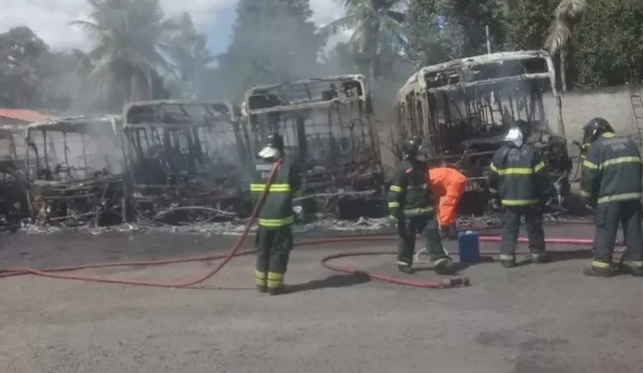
[458,230,481,263]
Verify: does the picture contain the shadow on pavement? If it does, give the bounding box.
[286,273,371,294]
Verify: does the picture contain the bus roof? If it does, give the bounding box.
[396,50,554,101]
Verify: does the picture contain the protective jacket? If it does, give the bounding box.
[388,158,433,218]
[251,158,301,228]
[428,167,467,226]
[580,132,642,206]
[487,143,550,206]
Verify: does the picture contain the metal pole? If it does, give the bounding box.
[486,25,491,54]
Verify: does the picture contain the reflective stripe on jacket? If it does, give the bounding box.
[580,133,643,206]
[387,158,433,218]
[487,143,550,206]
[251,159,301,227]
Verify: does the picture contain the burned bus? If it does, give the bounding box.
[0,123,31,229]
[25,115,125,226]
[393,50,572,214]
[121,100,251,224]
[243,75,385,220]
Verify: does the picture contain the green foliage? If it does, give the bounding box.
[405,0,455,67]
[405,0,506,67]
[503,0,558,51]
[217,0,325,101]
[0,27,49,108]
[0,26,76,110]
[322,0,406,81]
[72,0,176,110]
[165,12,214,99]
[573,0,643,88]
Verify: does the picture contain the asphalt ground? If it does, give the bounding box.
[1,223,642,373]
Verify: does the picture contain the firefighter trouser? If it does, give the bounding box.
[592,200,643,270]
[500,206,545,260]
[255,226,293,290]
[396,214,447,266]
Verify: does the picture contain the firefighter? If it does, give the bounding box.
[250,133,301,295]
[580,117,643,277]
[487,126,550,268]
[427,160,468,240]
[388,137,455,274]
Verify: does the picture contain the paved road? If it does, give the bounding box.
[0,223,641,373]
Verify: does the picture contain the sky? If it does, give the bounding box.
[0,0,347,54]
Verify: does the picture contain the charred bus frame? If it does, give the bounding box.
[121,100,251,224]
[25,115,125,226]
[0,123,31,229]
[243,75,385,220]
[394,50,572,214]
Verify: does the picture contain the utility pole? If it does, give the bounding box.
[486,25,491,54]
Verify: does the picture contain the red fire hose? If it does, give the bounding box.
[0,160,601,290]
[0,226,602,289]
[0,159,283,288]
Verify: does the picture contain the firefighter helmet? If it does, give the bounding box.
[403,136,424,159]
[265,133,284,152]
[582,117,614,144]
[258,133,284,160]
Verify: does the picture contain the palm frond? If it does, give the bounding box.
[544,20,571,55]
[385,10,405,24]
[320,14,362,34]
[554,0,587,20]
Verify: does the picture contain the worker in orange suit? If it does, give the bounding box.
[427,162,468,240]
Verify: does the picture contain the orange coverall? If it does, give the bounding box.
[428,167,468,226]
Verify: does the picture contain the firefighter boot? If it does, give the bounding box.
[269,285,286,296]
[531,251,548,264]
[583,261,614,277]
[500,254,516,268]
[619,259,643,277]
[397,261,415,274]
[434,258,457,275]
[255,270,267,294]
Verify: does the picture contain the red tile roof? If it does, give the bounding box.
[0,108,50,123]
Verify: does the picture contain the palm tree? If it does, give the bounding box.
[71,0,176,109]
[321,0,407,82]
[545,0,586,92]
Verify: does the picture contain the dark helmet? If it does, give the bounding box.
[402,136,423,159]
[514,119,531,138]
[582,117,614,144]
[266,133,284,152]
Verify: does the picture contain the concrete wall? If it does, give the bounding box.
[545,84,642,147]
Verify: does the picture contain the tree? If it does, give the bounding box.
[166,12,214,99]
[405,1,454,67]
[71,0,176,111]
[0,27,49,108]
[404,0,506,67]
[544,0,586,92]
[502,0,558,51]
[217,0,325,101]
[322,0,406,82]
[573,0,643,88]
